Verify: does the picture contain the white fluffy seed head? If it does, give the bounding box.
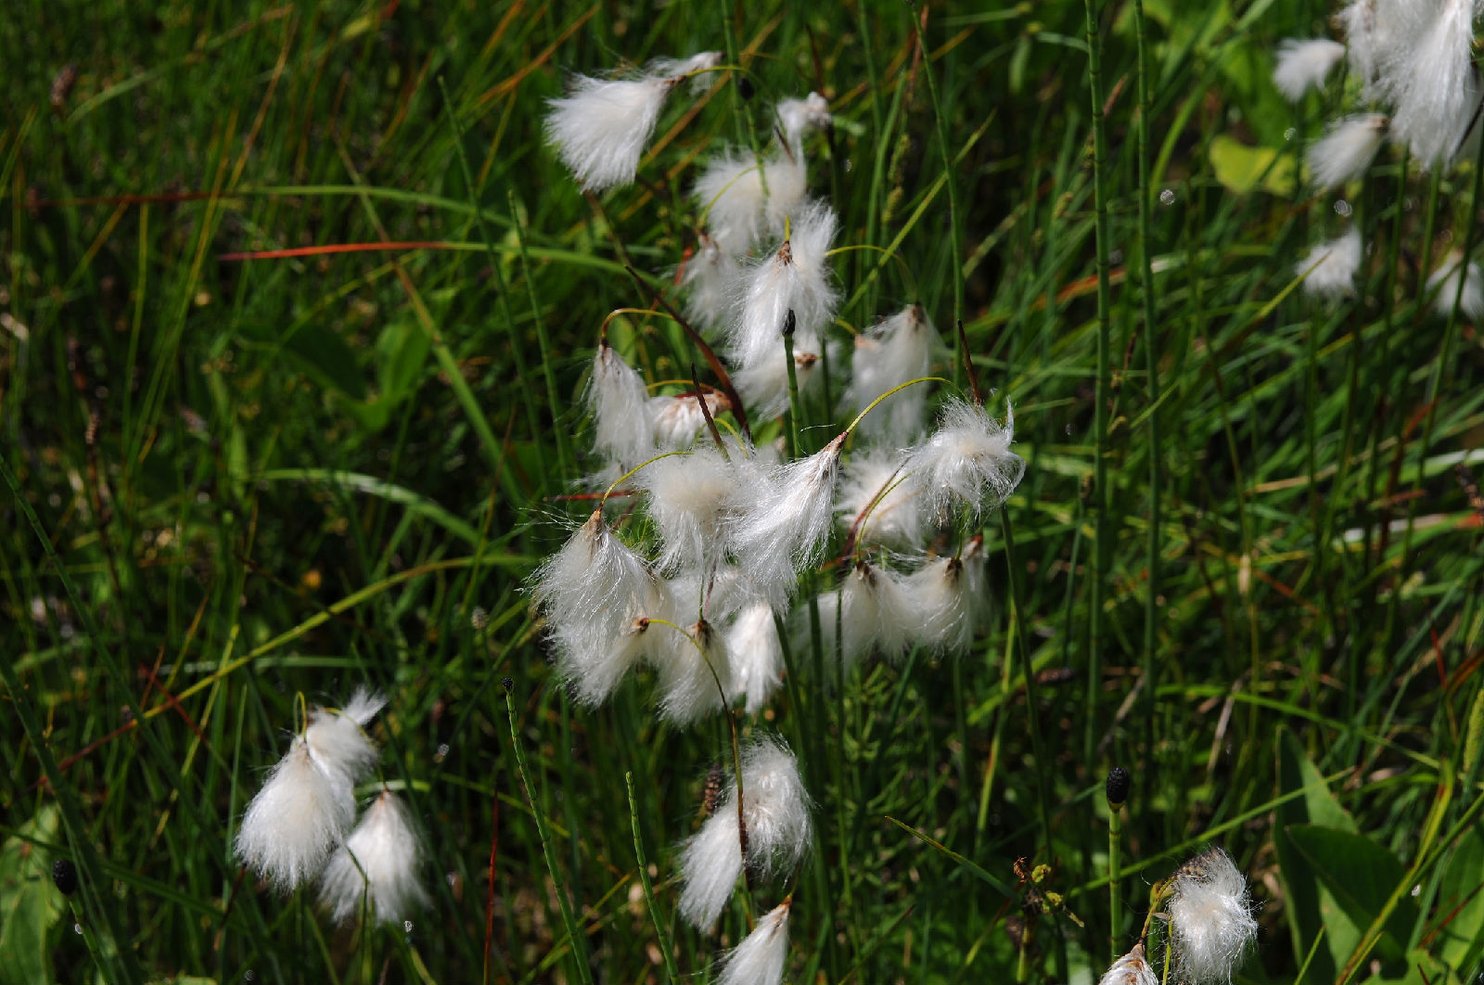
[737,736,813,877]
[678,737,811,929]
[731,435,845,610]
[235,737,356,892]
[802,561,914,668]
[545,52,720,192]
[1097,944,1158,985]
[679,808,744,929]
[727,601,785,713]
[729,202,839,367]
[1168,848,1259,985]
[1296,228,1363,300]
[716,900,792,985]
[1338,0,1421,92]
[903,399,1025,522]
[639,445,744,572]
[1426,251,1484,318]
[532,510,660,706]
[844,305,940,448]
[652,617,735,726]
[692,93,829,257]
[1380,0,1477,168]
[1307,114,1388,190]
[694,153,809,256]
[902,539,988,654]
[545,76,669,193]
[775,92,832,148]
[682,233,745,332]
[303,687,385,785]
[649,391,731,451]
[1272,39,1347,101]
[588,342,655,467]
[317,790,429,925]
[835,451,926,550]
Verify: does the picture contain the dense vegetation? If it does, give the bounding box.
[2,1,1481,983]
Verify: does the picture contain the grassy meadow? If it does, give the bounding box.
[2,0,1483,983]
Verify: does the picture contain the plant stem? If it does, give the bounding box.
[1132,0,1161,785]
[626,772,679,982]
[1083,0,1114,764]
[503,688,593,984]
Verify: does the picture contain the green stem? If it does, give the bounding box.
[1132,0,1161,788]
[503,688,593,983]
[1083,0,1114,765]
[626,772,678,982]
[1109,804,1123,955]
[908,6,965,371]
[784,327,803,459]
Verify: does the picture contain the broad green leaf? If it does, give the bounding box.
[1275,730,1357,984]
[1209,134,1297,196]
[0,805,65,985]
[1375,948,1457,985]
[1286,824,1420,965]
[1434,825,1484,974]
[375,317,432,406]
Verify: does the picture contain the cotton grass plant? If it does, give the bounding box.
[9,2,1484,983]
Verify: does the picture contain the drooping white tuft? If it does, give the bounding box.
[318,790,429,925]
[731,435,845,610]
[531,510,660,706]
[651,616,735,726]
[775,92,832,147]
[678,806,744,929]
[638,445,746,572]
[1296,228,1363,300]
[692,93,831,256]
[682,233,745,332]
[1382,0,1477,168]
[694,153,808,255]
[1339,0,1402,91]
[235,737,356,892]
[649,391,731,451]
[1426,251,1484,318]
[736,736,813,877]
[678,737,812,929]
[1167,848,1259,985]
[729,202,839,368]
[902,538,989,654]
[588,342,655,468]
[803,561,914,668]
[844,305,940,448]
[545,52,721,192]
[727,601,785,713]
[546,76,669,193]
[716,900,792,985]
[903,399,1024,522]
[1306,114,1388,190]
[1272,39,1347,101]
[303,688,385,785]
[1097,943,1159,985]
[835,452,925,550]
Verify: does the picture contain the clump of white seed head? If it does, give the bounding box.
[1166,848,1259,985]
[545,52,722,192]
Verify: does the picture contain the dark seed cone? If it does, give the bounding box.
[52,858,78,896]
[1105,766,1130,809]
